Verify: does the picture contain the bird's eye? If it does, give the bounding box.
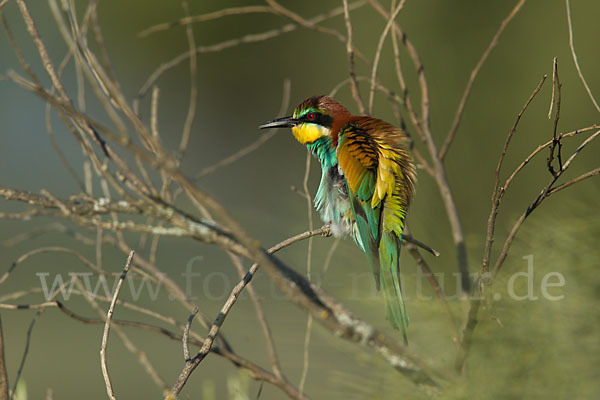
[307,113,316,121]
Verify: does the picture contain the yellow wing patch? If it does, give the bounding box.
[372,143,405,209]
[336,127,377,194]
[337,118,416,236]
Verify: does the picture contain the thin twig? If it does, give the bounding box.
[458,128,600,373]
[265,0,348,44]
[8,282,73,400]
[2,275,306,399]
[10,312,39,400]
[177,0,198,160]
[228,253,284,379]
[565,0,600,112]
[138,6,275,38]
[368,0,406,114]
[167,228,327,398]
[404,242,459,347]
[504,125,600,192]
[547,167,600,195]
[547,59,563,177]
[0,315,7,400]
[388,10,424,142]
[368,0,469,293]
[492,129,600,277]
[342,0,366,114]
[136,1,365,101]
[1,246,105,286]
[459,75,548,373]
[100,251,134,400]
[183,307,199,362]
[548,57,557,119]
[194,79,291,179]
[481,75,547,280]
[299,151,314,395]
[439,0,527,160]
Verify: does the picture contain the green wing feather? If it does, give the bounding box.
[337,118,415,343]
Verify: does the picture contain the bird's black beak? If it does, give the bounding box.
[258,116,297,129]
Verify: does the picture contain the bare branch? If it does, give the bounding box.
[565,0,600,112]
[138,6,275,38]
[547,59,563,177]
[100,251,135,400]
[136,1,365,101]
[299,151,314,395]
[1,295,301,399]
[504,124,600,191]
[492,130,600,278]
[177,0,198,160]
[440,0,527,160]
[404,242,459,347]
[167,228,328,399]
[458,75,547,373]
[368,0,407,114]
[342,0,366,114]
[228,253,284,379]
[0,246,104,286]
[547,167,600,195]
[482,75,547,280]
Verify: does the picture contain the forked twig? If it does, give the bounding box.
[492,128,600,277]
[482,75,547,280]
[458,75,547,373]
[167,228,328,399]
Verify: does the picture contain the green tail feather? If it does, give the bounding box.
[379,232,409,344]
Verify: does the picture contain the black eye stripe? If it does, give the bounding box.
[301,112,333,128]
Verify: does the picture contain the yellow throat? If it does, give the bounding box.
[292,123,329,144]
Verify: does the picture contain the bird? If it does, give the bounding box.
[259,95,416,343]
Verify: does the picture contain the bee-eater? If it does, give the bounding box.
[260,96,416,342]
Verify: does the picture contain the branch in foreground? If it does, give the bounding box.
[167,227,329,398]
[0,184,443,394]
[0,298,302,400]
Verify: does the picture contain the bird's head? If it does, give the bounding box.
[259,95,351,144]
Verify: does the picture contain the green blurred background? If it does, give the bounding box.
[0,0,599,399]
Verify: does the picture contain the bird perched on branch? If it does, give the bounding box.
[260,96,416,343]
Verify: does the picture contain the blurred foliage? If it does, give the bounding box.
[0,0,598,399]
